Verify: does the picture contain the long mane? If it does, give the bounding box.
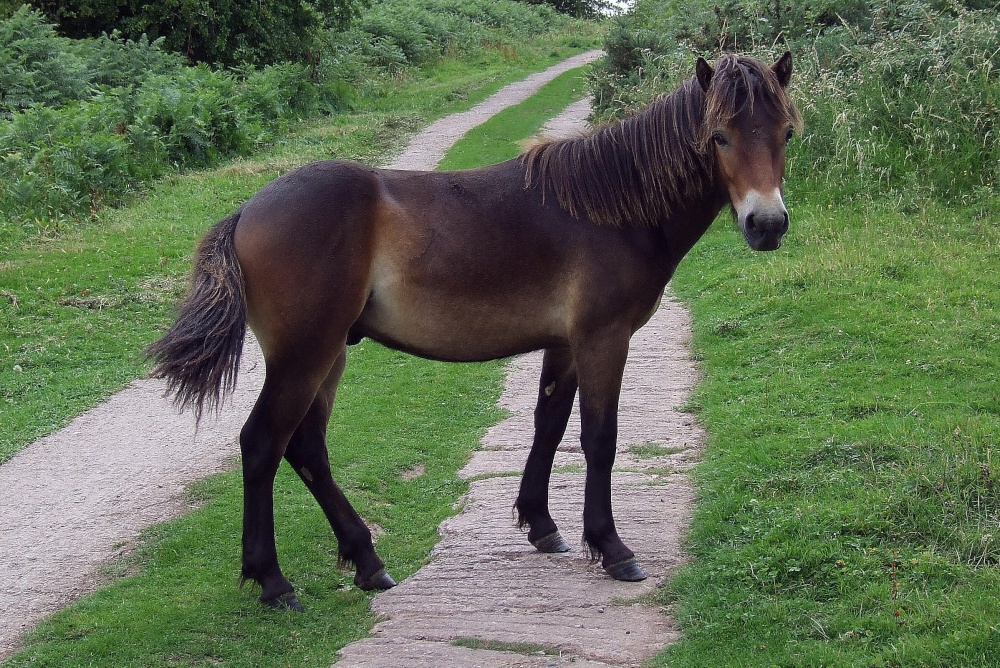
[522,55,803,228]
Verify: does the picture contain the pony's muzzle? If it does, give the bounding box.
[738,190,789,251]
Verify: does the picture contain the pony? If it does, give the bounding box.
[147,52,802,610]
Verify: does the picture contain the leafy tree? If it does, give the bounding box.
[521,0,611,18]
[19,0,363,67]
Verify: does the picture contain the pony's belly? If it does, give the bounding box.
[355,294,563,362]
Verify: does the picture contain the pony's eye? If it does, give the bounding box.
[712,132,729,148]
[784,128,794,145]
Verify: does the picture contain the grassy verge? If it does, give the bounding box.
[1,56,594,667]
[657,196,1000,666]
[437,65,589,169]
[0,38,600,466]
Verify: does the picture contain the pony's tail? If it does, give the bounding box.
[145,210,247,422]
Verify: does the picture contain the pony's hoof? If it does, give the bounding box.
[356,568,396,591]
[531,531,571,553]
[265,591,304,612]
[605,557,647,582]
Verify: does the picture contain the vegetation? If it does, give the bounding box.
[0,0,581,248]
[593,0,1000,665]
[591,0,998,206]
[3,0,604,67]
[0,61,591,668]
[7,0,362,67]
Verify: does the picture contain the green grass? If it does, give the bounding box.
[437,65,589,170]
[655,196,1000,667]
[1,49,594,668]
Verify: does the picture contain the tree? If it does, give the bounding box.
[20,0,362,67]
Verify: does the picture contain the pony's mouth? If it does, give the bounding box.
[736,190,789,251]
[741,215,787,250]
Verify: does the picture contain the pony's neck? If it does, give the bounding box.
[522,78,717,230]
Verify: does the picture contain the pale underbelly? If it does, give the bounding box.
[352,290,566,362]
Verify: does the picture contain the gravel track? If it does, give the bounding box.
[333,89,704,668]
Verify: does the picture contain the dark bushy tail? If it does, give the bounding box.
[145,210,247,421]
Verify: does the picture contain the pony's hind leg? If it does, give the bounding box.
[283,346,396,592]
[238,347,345,610]
[515,347,578,553]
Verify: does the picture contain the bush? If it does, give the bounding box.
[341,0,564,71]
[21,0,363,68]
[0,5,184,118]
[0,60,351,237]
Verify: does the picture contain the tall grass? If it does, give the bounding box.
[589,0,999,207]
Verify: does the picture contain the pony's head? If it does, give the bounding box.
[697,52,802,251]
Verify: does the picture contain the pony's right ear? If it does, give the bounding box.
[696,57,714,92]
[772,51,793,88]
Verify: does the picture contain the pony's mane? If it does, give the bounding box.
[522,55,803,228]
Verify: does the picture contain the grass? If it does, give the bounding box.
[0,49,595,668]
[655,195,1000,667]
[452,637,563,656]
[436,65,589,169]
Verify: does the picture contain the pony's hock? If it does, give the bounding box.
[147,53,801,607]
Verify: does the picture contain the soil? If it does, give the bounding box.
[0,50,704,668]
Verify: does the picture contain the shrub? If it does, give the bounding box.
[0,60,351,237]
[22,0,364,67]
[0,5,88,117]
[0,6,185,118]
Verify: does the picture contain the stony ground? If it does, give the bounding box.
[0,51,705,668]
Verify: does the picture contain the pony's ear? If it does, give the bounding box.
[772,51,793,88]
[696,57,714,92]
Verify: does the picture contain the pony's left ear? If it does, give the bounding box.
[696,57,714,92]
[772,51,793,88]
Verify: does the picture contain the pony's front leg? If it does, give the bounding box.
[576,332,647,582]
[515,347,578,553]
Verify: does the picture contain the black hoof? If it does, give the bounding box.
[604,557,647,582]
[265,591,304,612]
[356,568,397,591]
[531,531,571,553]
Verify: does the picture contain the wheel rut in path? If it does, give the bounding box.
[0,50,603,660]
[334,101,705,667]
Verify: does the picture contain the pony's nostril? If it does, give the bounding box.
[780,211,789,234]
[745,213,757,231]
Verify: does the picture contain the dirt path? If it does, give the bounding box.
[333,101,705,667]
[0,51,604,660]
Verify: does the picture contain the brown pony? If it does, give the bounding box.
[147,53,802,611]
